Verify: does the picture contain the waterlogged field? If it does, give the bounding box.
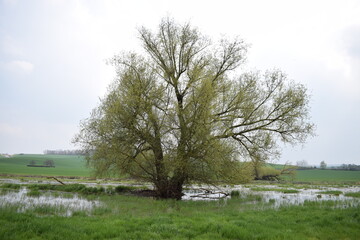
[0,181,360,239]
[1,156,360,239]
[0,187,102,216]
[0,154,91,177]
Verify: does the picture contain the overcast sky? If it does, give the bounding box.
[0,0,359,165]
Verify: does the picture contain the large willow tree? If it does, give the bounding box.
[74,18,314,199]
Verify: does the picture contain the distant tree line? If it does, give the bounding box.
[296,166,318,170]
[295,160,360,171]
[295,160,317,170]
[43,149,84,155]
[331,164,360,171]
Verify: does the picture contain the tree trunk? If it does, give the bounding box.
[254,166,261,180]
[155,178,184,200]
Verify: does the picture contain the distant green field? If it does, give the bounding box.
[294,169,360,182]
[0,154,91,177]
[268,163,360,183]
[1,155,359,182]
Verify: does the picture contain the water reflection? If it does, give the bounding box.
[1,178,359,209]
[182,185,360,208]
[256,188,359,208]
[0,188,102,216]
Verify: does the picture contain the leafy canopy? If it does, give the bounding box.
[74,18,314,199]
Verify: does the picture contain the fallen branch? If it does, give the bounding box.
[190,189,229,199]
[47,177,66,185]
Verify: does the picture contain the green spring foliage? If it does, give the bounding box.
[74,18,314,199]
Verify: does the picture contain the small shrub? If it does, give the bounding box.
[230,190,240,198]
[256,167,281,180]
[115,185,135,193]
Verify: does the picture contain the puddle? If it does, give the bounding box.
[0,178,57,185]
[246,187,360,208]
[0,188,102,216]
[1,178,359,209]
[182,185,360,208]
[182,189,230,200]
[0,178,152,189]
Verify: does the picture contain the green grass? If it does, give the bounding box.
[27,189,41,197]
[317,190,343,195]
[345,192,360,198]
[2,155,359,184]
[0,154,91,177]
[1,183,21,189]
[286,169,360,183]
[250,187,299,194]
[0,192,359,240]
[265,165,360,183]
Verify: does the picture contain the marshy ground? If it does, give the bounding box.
[1,177,359,239]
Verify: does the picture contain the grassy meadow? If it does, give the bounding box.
[294,169,360,183]
[0,154,91,177]
[1,155,360,239]
[0,186,360,240]
[1,154,360,184]
[268,163,360,183]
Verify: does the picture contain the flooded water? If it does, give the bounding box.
[255,187,359,208]
[182,188,230,200]
[183,185,360,208]
[1,178,359,211]
[0,178,152,188]
[0,188,102,216]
